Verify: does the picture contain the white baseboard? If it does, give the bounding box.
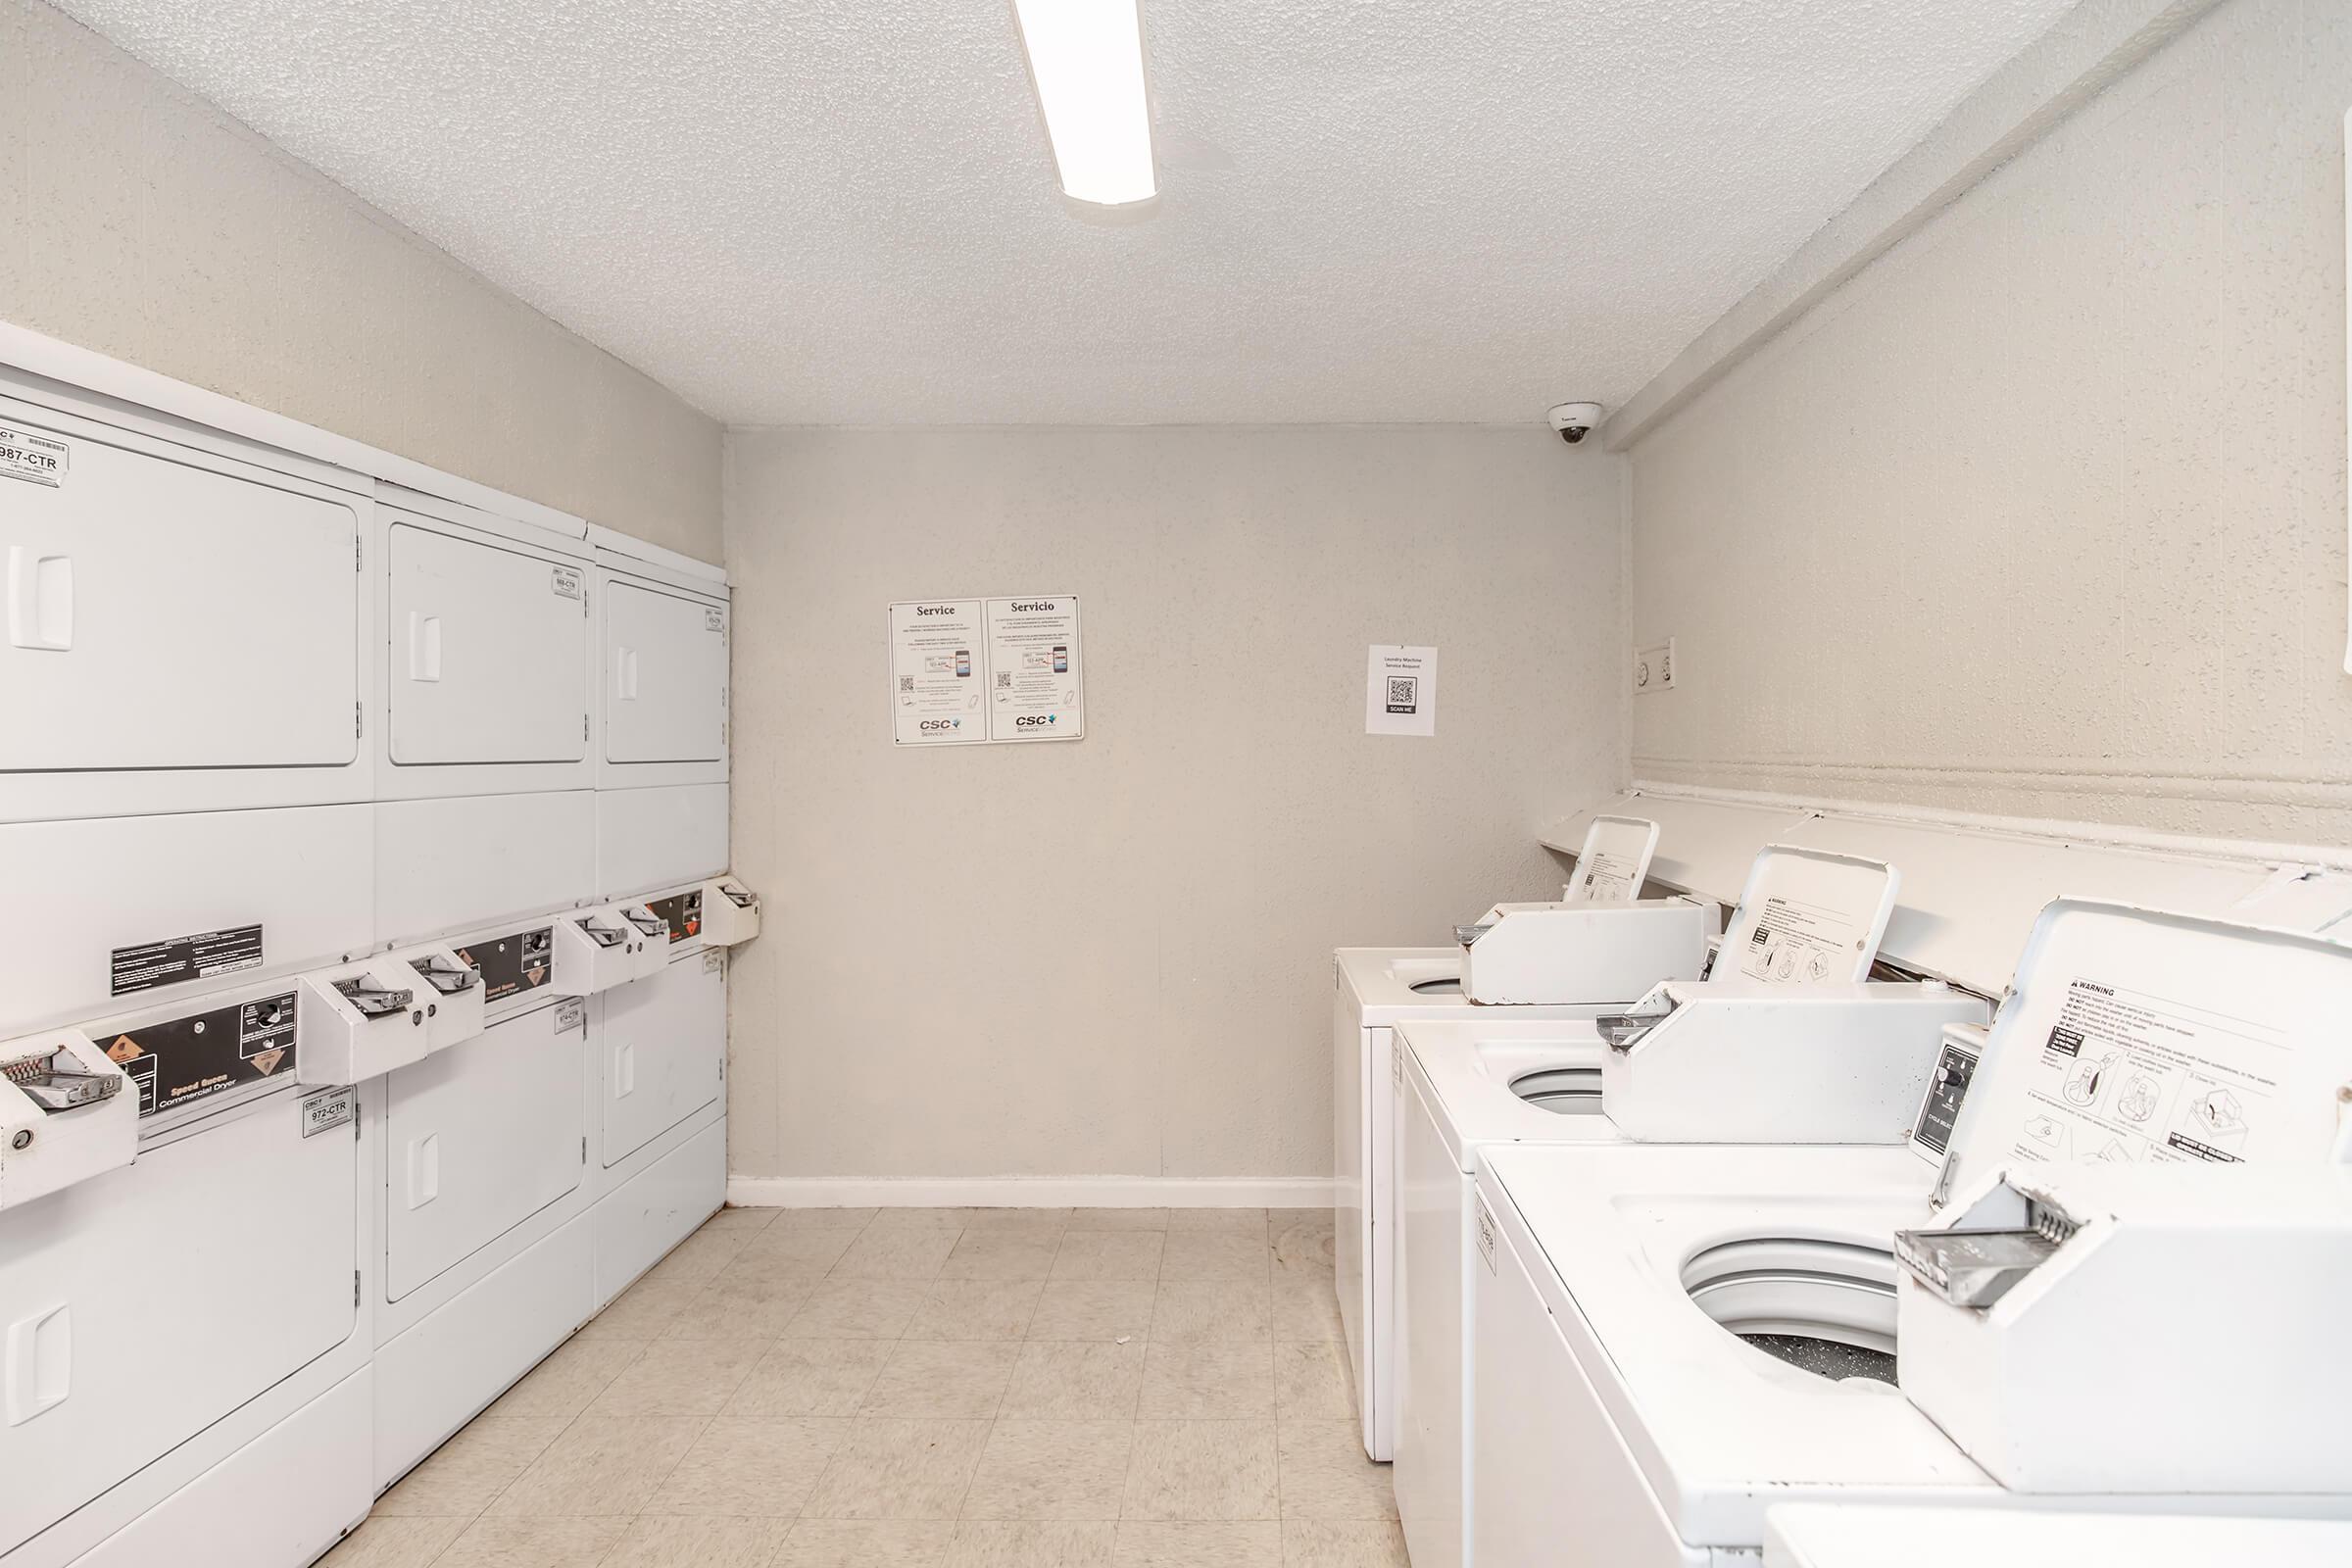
[725,1175,1334,1210]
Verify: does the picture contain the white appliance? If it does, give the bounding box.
[1473,902,2352,1567]
[1766,1503,2352,1568]
[372,486,596,803]
[1336,813,1713,1463]
[1456,815,1706,1004]
[1395,845,1978,1568]
[2,976,370,1568]
[0,1028,135,1211]
[0,375,375,825]
[1896,1160,2352,1496]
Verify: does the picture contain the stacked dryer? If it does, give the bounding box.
[0,358,756,1568]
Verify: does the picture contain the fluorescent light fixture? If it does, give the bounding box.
[1011,0,1157,209]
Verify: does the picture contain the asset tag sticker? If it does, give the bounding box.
[301,1085,356,1139]
[551,564,584,600]
[555,998,587,1033]
[1392,1035,1403,1088]
[0,425,68,487]
[705,608,725,632]
[703,949,725,975]
[1475,1198,1498,1273]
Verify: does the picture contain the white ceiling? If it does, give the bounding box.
[54,0,2077,426]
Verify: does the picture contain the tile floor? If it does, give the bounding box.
[323,1205,1403,1568]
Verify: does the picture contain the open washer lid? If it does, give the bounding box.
[1718,845,1900,986]
[1562,814,1661,905]
[1919,900,2352,1202]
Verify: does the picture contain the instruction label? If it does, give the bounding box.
[889,599,988,745]
[985,596,1085,742]
[1364,646,1438,737]
[1575,850,1642,903]
[648,889,703,944]
[107,990,298,1118]
[454,926,553,1004]
[111,924,265,997]
[1738,899,1860,985]
[0,424,68,487]
[2004,977,2284,1166]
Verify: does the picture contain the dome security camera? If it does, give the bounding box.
[1548,402,1605,445]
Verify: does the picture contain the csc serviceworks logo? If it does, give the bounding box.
[919,718,961,732]
[1013,714,1058,728]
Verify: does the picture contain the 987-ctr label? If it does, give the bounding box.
[0,425,69,487]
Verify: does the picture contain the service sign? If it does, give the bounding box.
[984,595,1083,742]
[888,599,988,745]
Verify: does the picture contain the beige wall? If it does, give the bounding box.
[1630,0,2352,846]
[724,427,1625,1181]
[0,0,721,559]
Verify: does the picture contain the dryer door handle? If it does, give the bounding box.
[5,1302,71,1426]
[6,548,73,651]
[406,1134,441,1208]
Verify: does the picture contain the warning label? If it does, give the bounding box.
[2005,977,2281,1168]
[111,924,264,997]
[106,990,298,1118]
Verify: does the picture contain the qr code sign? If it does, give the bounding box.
[1385,676,1419,714]
[996,671,1012,688]
[899,675,914,692]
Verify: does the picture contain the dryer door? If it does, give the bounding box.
[386,522,589,767]
[0,411,360,774]
[601,950,722,1168]
[384,1000,586,1300]
[0,1092,357,1553]
[603,580,725,765]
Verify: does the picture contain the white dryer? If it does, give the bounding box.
[1766,1503,2352,1568]
[1472,902,2352,1567]
[1393,845,1980,1568]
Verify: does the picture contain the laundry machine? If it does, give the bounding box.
[1395,845,1982,1568]
[1,975,373,1568]
[586,881,728,1306]
[1765,1503,2352,1568]
[1334,816,1708,1461]
[1471,901,2352,1567]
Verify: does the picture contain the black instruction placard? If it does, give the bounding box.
[105,990,298,1117]
[647,890,703,945]
[455,927,555,1004]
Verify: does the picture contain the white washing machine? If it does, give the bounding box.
[1335,813,1706,1462]
[1472,902,2352,1567]
[1394,845,1976,1568]
[1766,1503,2352,1568]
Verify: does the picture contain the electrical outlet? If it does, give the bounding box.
[1634,639,1676,695]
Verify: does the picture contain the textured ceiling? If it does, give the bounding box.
[52,0,2077,426]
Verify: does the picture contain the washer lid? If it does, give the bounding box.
[1927,899,2352,1200]
[1561,814,1661,906]
[1717,845,1899,986]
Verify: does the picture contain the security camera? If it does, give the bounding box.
[1548,402,1605,445]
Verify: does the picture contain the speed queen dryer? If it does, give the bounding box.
[1,977,370,1568]
[591,535,729,904]
[588,883,727,1305]
[370,912,598,1485]
[1394,846,1981,1568]
[1471,903,2352,1567]
[1334,816,1704,1461]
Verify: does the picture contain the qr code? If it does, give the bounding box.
[1385,676,1418,714]
[899,675,914,692]
[996,671,1012,688]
